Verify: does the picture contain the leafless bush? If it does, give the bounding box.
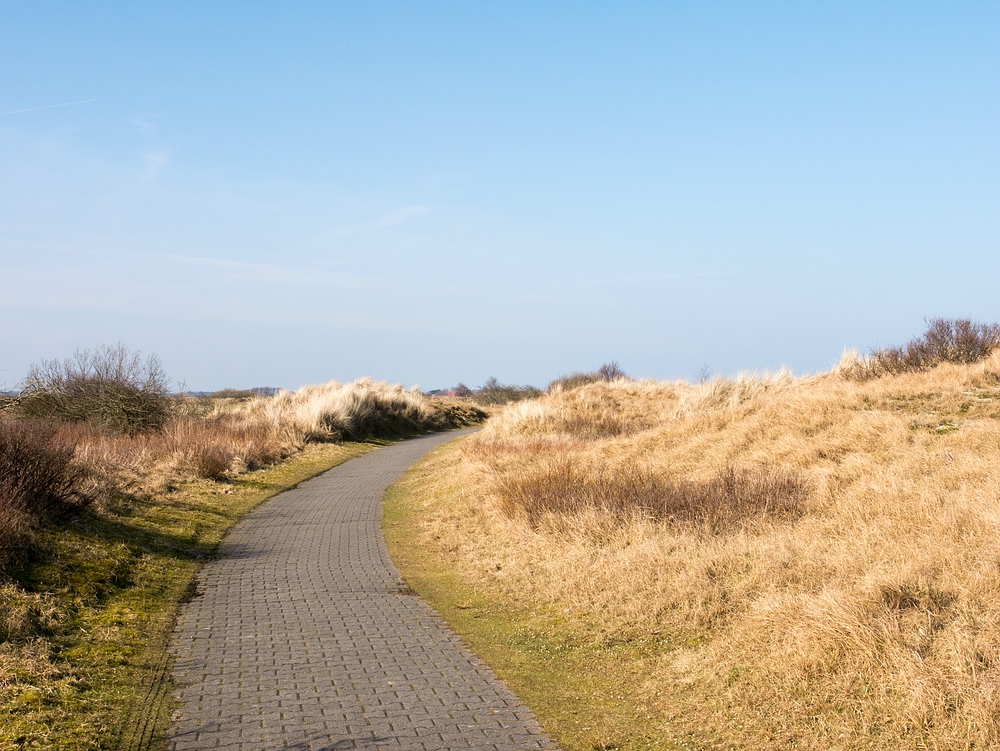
[0,420,91,563]
[547,372,603,392]
[548,361,630,393]
[452,383,474,398]
[18,344,171,434]
[598,361,627,380]
[491,457,808,532]
[473,377,543,406]
[848,319,1000,380]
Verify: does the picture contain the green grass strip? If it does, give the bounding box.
[1,441,377,750]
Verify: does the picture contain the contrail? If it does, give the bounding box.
[0,99,97,116]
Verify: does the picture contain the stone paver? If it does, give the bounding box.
[168,431,559,751]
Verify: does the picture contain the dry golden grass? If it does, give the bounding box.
[418,355,1000,749]
[59,377,484,496]
[230,377,459,442]
[0,377,483,569]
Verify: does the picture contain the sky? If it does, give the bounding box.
[1,2,998,392]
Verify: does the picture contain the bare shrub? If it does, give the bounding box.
[18,344,170,434]
[597,360,628,380]
[490,456,807,531]
[474,377,543,406]
[546,371,603,392]
[0,419,90,563]
[549,361,630,393]
[848,318,1000,380]
[452,383,474,398]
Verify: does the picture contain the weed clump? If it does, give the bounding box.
[847,318,1000,380]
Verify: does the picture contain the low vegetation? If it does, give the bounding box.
[389,320,1000,750]
[0,347,485,749]
[16,344,171,435]
[0,421,91,567]
[547,360,629,393]
[244,377,478,441]
[471,376,544,406]
[845,317,1000,379]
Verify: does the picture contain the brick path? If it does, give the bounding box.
[167,431,558,751]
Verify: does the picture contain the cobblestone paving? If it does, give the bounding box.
[168,431,559,751]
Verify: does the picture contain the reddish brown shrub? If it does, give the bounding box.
[492,458,808,532]
[852,318,1000,379]
[0,420,90,562]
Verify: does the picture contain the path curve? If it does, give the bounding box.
[168,430,558,751]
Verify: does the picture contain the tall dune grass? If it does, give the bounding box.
[423,355,1000,749]
[1,378,484,557]
[235,377,455,442]
[69,378,482,492]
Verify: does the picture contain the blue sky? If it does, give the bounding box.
[2,3,998,391]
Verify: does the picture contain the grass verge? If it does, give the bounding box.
[383,438,690,751]
[1,440,377,750]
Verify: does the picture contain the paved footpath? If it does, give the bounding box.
[168,430,559,751]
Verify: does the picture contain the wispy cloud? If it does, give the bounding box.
[320,204,433,239]
[140,250,722,298]
[141,149,170,178]
[0,99,97,116]
[143,251,375,288]
[139,249,481,294]
[378,205,431,227]
[133,118,158,136]
[539,271,727,288]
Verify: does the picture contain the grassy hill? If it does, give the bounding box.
[387,328,1000,750]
